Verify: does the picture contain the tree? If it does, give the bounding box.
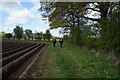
[23,32,27,40]
[43,34,46,40]
[40,2,87,34]
[0,31,5,38]
[39,2,119,35]
[45,29,52,41]
[39,2,120,57]
[13,26,23,40]
[25,29,32,40]
[34,32,43,40]
[4,33,12,39]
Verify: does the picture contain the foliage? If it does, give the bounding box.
[70,27,81,45]
[25,29,33,40]
[99,12,120,55]
[40,2,120,57]
[0,31,6,38]
[34,32,43,40]
[13,26,23,40]
[32,42,118,78]
[4,33,12,39]
[44,29,52,41]
[42,33,46,40]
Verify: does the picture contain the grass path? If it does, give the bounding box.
[32,42,118,78]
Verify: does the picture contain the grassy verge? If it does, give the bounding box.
[32,42,118,78]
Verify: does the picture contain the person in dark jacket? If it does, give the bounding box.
[52,38,56,47]
[59,38,64,48]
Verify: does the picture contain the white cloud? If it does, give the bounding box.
[34,27,48,33]
[0,1,39,26]
[30,1,40,12]
[30,2,49,25]
[0,2,24,12]
[50,28,63,37]
[4,27,14,33]
[1,0,48,26]
[6,8,35,25]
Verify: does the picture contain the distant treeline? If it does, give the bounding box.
[1,26,53,41]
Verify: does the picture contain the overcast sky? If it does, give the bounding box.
[0,0,63,37]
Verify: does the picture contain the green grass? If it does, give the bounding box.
[32,42,118,78]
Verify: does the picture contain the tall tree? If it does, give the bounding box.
[40,2,87,33]
[43,33,46,40]
[13,26,23,40]
[39,2,119,32]
[45,29,52,41]
[34,32,43,40]
[39,2,120,56]
[25,29,32,40]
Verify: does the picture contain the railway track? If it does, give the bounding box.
[0,40,47,80]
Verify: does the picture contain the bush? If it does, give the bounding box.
[5,33,12,39]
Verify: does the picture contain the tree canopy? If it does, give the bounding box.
[13,26,23,40]
[4,33,12,39]
[39,2,120,57]
[25,29,33,40]
[44,29,52,41]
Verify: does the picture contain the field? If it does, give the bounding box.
[0,40,46,79]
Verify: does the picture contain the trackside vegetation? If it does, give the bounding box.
[32,42,118,78]
[39,2,120,60]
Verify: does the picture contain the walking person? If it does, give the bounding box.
[52,38,56,47]
[59,38,64,48]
